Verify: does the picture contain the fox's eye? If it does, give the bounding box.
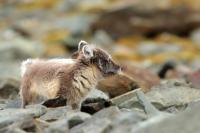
[103,60,109,66]
[105,59,108,63]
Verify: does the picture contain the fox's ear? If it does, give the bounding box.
[82,45,93,58]
[78,40,88,51]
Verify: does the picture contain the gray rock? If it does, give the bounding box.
[0,78,20,99]
[0,35,45,79]
[135,90,162,117]
[131,101,200,133]
[108,90,172,133]
[190,28,200,44]
[44,119,69,133]
[71,106,145,133]
[137,42,181,56]
[0,37,45,61]
[71,118,112,133]
[71,106,120,133]
[164,106,180,113]
[109,112,172,133]
[186,99,200,109]
[0,115,33,131]
[146,80,200,109]
[118,80,200,110]
[91,106,121,120]
[40,106,91,129]
[40,106,68,121]
[111,89,138,106]
[1,128,27,133]
[34,118,69,133]
[0,104,47,129]
[0,61,21,79]
[0,99,7,104]
[5,98,22,108]
[68,111,91,129]
[0,104,6,110]
[109,110,146,133]
[0,116,35,133]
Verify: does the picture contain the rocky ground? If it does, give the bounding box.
[1,79,200,133]
[0,0,200,133]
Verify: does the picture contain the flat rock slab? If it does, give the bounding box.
[114,80,200,110]
[71,106,145,133]
[132,102,200,133]
[145,80,200,109]
[0,105,47,129]
[40,106,68,121]
[44,119,69,133]
[40,106,91,129]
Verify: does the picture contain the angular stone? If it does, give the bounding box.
[40,106,68,121]
[68,111,91,129]
[71,106,119,133]
[0,105,47,129]
[116,80,200,110]
[71,106,145,133]
[40,106,91,129]
[1,128,27,133]
[132,102,200,133]
[1,117,35,133]
[146,80,200,109]
[44,119,69,133]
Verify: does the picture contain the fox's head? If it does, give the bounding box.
[74,40,121,76]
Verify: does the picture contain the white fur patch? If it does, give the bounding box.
[21,59,38,77]
[48,58,75,64]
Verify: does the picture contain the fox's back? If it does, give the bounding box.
[21,59,75,103]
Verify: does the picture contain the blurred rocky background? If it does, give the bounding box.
[0,0,200,133]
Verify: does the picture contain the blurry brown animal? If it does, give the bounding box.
[20,40,120,109]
